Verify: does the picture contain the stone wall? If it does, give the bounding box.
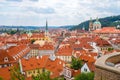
[94,52,120,80]
[94,67,120,80]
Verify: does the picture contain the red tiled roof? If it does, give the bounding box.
[87,62,95,72]
[0,67,11,80]
[30,33,45,39]
[21,56,49,71]
[7,45,30,57]
[56,44,73,56]
[39,43,54,50]
[21,56,66,78]
[0,50,14,64]
[46,58,65,78]
[95,38,111,47]
[94,27,120,33]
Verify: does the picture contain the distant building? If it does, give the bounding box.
[93,27,120,36]
[93,17,101,30]
[89,17,93,31]
[89,17,101,31]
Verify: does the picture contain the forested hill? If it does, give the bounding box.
[70,15,120,31]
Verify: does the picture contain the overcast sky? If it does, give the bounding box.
[0,0,120,26]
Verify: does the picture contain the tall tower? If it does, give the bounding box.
[89,17,93,31]
[45,20,48,37]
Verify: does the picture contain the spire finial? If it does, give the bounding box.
[96,17,99,21]
[46,19,48,32]
[90,17,92,21]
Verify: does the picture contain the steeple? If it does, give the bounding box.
[96,17,99,21]
[46,20,48,33]
[45,20,48,37]
[90,17,92,22]
[89,17,93,31]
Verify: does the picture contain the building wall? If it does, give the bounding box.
[94,52,120,80]
[94,68,120,80]
[57,56,72,62]
[26,68,47,77]
[26,49,54,58]
[28,49,39,57]
[39,50,54,56]
[100,46,113,51]
[81,63,90,73]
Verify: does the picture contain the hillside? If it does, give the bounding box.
[70,15,120,31]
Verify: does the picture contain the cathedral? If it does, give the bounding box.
[89,17,102,31]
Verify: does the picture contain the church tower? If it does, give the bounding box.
[45,20,48,37]
[93,17,101,30]
[89,17,93,31]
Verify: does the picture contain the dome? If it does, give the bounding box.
[93,21,101,25]
[93,17,101,25]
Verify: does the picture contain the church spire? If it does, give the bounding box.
[90,17,92,22]
[89,17,93,31]
[45,20,48,37]
[96,17,99,21]
[46,20,48,33]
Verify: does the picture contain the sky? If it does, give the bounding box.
[0,0,120,26]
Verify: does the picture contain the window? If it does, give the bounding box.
[28,71,31,75]
[42,68,45,72]
[4,57,9,62]
[33,70,35,73]
[84,68,87,72]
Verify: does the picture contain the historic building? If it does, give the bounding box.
[89,17,102,31]
[20,55,65,78]
[89,17,93,31]
[93,27,120,37]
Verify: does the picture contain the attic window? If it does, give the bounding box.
[4,57,9,62]
[84,68,87,72]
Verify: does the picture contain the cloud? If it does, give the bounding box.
[29,0,39,2]
[6,0,22,2]
[0,0,120,26]
[26,7,55,14]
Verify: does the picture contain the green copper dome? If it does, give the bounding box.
[93,21,101,25]
[93,17,101,25]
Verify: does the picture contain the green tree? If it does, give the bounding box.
[71,57,83,70]
[108,48,114,51]
[32,71,65,80]
[52,77,64,80]
[10,30,17,34]
[10,66,25,80]
[31,39,35,44]
[0,76,3,80]
[32,71,51,80]
[75,72,94,80]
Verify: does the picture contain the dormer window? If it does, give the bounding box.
[84,68,87,72]
[4,57,9,62]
